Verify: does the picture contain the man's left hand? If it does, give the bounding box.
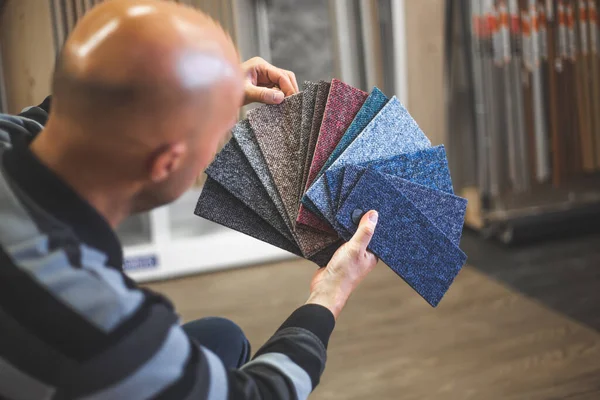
[241,57,299,105]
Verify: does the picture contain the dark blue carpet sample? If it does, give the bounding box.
[335,169,467,307]
[316,87,389,179]
[339,166,467,245]
[205,139,294,242]
[336,145,454,210]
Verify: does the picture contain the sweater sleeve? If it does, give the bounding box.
[227,304,335,399]
[0,96,51,148]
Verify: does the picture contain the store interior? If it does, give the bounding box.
[1,0,600,398]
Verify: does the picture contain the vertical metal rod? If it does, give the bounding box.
[471,0,492,199]
[391,0,409,104]
[500,0,521,191]
[530,0,551,181]
[509,0,531,190]
[359,0,384,89]
[0,43,7,114]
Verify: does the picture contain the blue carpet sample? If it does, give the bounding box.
[315,87,389,179]
[339,166,467,245]
[305,96,431,223]
[335,169,467,307]
[336,145,454,209]
[205,138,294,242]
[325,96,431,170]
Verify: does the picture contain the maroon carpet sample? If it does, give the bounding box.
[297,79,368,232]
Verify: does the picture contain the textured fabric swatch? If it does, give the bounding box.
[231,120,292,230]
[308,145,452,229]
[310,87,388,222]
[300,81,331,198]
[297,81,320,205]
[195,178,301,256]
[297,79,368,232]
[195,179,339,267]
[247,94,338,257]
[335,169,467,307]
[325,96,431,169]
[339,166,467,245]
[205,138,294,242]
[304,96,431,223]
[316,87,389,178]
[336,145,454,209]
[248,93,304,224]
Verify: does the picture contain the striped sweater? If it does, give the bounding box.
[0,98,335,400]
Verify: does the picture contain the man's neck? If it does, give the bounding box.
[29,126,134,229]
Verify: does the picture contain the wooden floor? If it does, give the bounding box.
[146,257,600,400]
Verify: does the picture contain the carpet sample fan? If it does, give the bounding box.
[195,79,468,307]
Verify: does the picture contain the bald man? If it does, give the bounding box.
[0,1,379,399]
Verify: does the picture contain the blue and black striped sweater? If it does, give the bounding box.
[0,97,335,400]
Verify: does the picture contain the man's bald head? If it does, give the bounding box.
[52,0,242,136]
[37,0,245,222]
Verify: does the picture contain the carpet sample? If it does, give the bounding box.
[297,81,320,205]
[336,145,454,210]
[297,79,368,232]
[195,178,301,256]
[325,96,431,169]
[248,93,304,223]
[205,138,294,242]
[316,87,389,178]
[195,179,338,267]
[304,96,432,222]
[246,94,338,257]
[300,81,331,198]
[335,169,467,307]
[338,166,467,245]
[232,120,292,229]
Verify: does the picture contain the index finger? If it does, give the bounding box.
[261,65,297,96]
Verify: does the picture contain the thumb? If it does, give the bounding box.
[350,210,378,253]
[245,85,285,105]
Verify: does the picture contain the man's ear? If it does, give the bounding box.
[149,142,187,182]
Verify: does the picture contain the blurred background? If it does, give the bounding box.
[1,0,599,399]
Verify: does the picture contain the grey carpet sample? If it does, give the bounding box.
[204,138,294,242]
[244,95,338,257]
[335,169,467,307]
[297,81,320,205]
[195,178,301,256]
[195,178,339,267]
[248,93,304,224]
[231,120,292,230]
[301,81,331,198]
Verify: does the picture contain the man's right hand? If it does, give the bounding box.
[306,211,379,319]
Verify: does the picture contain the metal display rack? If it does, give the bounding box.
[445,0,600,243]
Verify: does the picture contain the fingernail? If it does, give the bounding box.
[273,91,284,103]
[368,211,378,224]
